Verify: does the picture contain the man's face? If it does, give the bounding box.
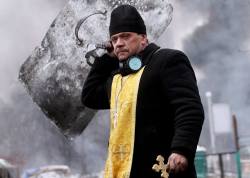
[110,32,148,61]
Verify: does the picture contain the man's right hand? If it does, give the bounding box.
[105,41,115,57]
[167,153,188,174]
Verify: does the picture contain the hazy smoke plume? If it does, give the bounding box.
[188,1,250,148]
[164,0,250,151]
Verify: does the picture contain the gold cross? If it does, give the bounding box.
[152,155,170,178]
[112,144,130,161]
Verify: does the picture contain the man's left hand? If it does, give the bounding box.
[167,153,188,174]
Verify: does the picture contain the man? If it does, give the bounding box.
[82,4,204,178]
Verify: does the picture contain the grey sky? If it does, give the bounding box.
[0,0,67,104]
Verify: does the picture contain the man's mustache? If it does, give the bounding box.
[116,48,129,53]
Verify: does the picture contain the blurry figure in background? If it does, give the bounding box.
[82,4,204,178]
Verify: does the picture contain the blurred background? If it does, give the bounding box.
[1,0,250,177]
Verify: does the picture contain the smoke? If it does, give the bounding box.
[0,0,68,104]
[0,89,72,167]
[162,0,250,150]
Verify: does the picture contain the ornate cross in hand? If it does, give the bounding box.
[152,155,170,178]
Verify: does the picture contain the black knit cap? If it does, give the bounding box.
[109,4,147,36]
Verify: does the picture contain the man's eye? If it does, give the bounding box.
[122,34,130,39]
[111,38,117,43]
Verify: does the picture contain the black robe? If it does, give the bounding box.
[82,43,204,178]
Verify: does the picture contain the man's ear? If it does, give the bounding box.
[140,34,148,46]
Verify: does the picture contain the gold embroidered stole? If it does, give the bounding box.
[104,67,145,178]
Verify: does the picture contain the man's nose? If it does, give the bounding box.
[116,37,125,47]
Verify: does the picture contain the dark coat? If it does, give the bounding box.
[82,43,204,178]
